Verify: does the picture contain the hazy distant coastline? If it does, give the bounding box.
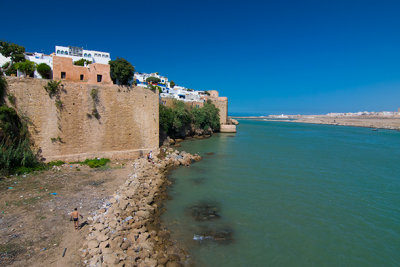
[233,112,400,130]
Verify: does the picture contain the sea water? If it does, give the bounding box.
[161,120,400,266]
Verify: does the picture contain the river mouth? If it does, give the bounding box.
[161,120,400,266]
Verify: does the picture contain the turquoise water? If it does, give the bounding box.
[162,120,400,266]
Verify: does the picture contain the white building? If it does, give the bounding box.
[55,45,111,64]
[134,71,208,103]
[23,52,53,78]
[0,53,10,67]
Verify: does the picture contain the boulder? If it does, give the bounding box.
[101,247,113,255]
[87,240,100,249]
[96,233,110,242]
[136,210,150,219]
[166,261,182,267]
[102,253,120,265]
[93,223,105,231]
[144,257,158,267]
[121,241,130,250]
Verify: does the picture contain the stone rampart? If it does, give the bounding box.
[5,77,159,162]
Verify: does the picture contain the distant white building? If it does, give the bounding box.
[55,45,111,64]
[134,72,211,103]
[134,72,169,90]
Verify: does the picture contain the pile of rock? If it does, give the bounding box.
[80,150,201,267]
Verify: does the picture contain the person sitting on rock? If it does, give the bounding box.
[70,208,83,230]
[147,151,153,162]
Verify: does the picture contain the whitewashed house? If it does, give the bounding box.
[55,45,111,64]
[23,52,53,79]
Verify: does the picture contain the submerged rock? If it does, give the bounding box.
[191,177,206,185]
[186,201,220,221]
[193,226,234,244]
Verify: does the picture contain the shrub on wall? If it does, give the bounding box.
[7,94,16,106]
[90,88,99,103]
[44,80,62,98]
[74,59,92,66]
[36,63,51,79]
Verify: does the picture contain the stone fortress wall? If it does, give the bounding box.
[6,77,159,162]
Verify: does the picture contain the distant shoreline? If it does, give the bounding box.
[233,115,400,131]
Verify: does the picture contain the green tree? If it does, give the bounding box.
[0,41,26,64]
[2,62,17,76]
[146,77,161,84]
[171,100,191,134]
[190,100,220,131]
[14,60,35,77]
[159,104,174,135]
[0,105,40,174]
[109,58,135,85]
[0,41,26,75]
[74,58,92,66]
[36,63,51,79]
[169,80,175,88]
[159,99,221,139]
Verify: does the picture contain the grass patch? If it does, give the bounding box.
[47,160,65,167]
[13,160,64,175]
[0,243,25,265]
[14,165,47,175]
[70,158,110,168]
[50,136,62,143]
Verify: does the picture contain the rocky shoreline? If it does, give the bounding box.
[80,149,201,267]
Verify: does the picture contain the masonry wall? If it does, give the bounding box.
[161,95,228,125]
[6,77,159,162]
[160,97,204,109]
[209,97,228,125]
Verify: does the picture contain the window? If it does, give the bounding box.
[61,51,64,55]
[84,53,87,57]
[88,54,91,58]
[57,50,60,54]
[80,74,84,81]
[61,72,66,79]
[97,75,102,83]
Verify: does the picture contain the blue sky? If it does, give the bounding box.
[2,0,400,115]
